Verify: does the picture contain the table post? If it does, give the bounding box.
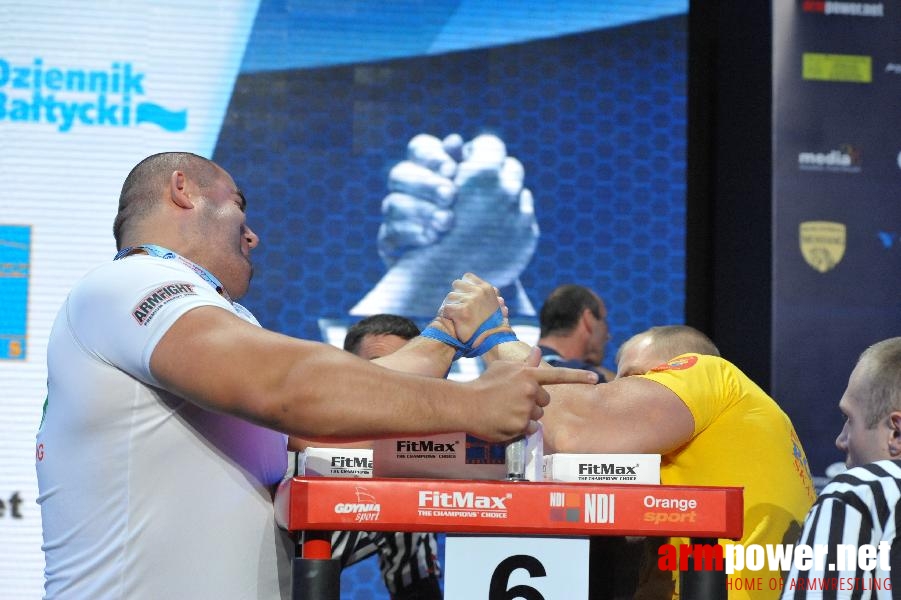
[680,537,727,600]
[291,529,341,600]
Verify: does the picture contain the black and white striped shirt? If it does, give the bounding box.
[781,459,901,599]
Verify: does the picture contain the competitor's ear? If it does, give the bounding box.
[887,412,901,457]
[170,170,194,209]
[580,308,595,333]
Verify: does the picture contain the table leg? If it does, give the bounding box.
[292,530,341,600]
[679,537,727,600]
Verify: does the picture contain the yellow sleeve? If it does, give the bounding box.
[636,354,738,437]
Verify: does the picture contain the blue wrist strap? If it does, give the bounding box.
[462,308,518,358]
[420,326,468,361]
[421,309,519,361]
[462,308,505,348]
[465,330,519,358]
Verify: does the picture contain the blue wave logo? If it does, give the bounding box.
[136,103,187,132]
[0,58,190,133]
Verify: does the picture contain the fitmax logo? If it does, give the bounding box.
[418,490,509,510]
[330,456,373,469]
[397,440,457,452]
[579,463,638,475]
[0,57,187,132]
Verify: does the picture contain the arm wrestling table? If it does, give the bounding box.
[275,477,743,600]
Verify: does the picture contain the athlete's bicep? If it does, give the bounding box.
[149,305,316,421]
[543,377,694,455]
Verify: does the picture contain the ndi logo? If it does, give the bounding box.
[0,57,186,132]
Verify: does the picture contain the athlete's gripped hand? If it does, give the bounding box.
[438,273,505,344]
[376,132,539,289]
[465,346,598,440]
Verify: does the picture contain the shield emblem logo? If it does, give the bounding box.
[799,221,846,273]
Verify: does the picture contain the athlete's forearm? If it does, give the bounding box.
[484,340,552,367]
[371,319,456,378]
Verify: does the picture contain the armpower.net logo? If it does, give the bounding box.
[658,542,892,593]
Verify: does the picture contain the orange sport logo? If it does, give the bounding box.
[651,355,698,372]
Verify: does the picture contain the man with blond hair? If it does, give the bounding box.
[782,337,901,599]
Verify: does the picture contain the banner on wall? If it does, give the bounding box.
[772,0,901,476]
[0,225,30,360]
[0,2,259,597]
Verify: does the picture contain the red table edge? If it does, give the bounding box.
[275,476,744,540]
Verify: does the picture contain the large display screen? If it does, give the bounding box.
[217,2,689,376]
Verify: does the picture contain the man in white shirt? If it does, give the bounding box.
[35,152,596,599]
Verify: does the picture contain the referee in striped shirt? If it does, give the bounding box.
[782,337,901,599]
[290,314,442,599]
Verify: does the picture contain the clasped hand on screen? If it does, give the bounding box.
[351,133,538,317]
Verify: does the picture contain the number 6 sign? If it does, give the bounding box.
[444,535,590,599]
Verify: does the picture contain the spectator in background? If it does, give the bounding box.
[537,284,614,382]
[781,337,901,600]
[290,314,442,600]
[536,284,622,596]
[342,313,421,359]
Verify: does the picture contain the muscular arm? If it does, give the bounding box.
[151,306,468,441]
[484,340,695,455]
[287,323,457,449]
[151,306,596,443]
[542,377,695,455]
[288,438,373,451]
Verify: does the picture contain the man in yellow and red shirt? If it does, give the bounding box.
[443,274,816,600]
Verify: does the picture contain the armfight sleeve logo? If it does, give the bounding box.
[132,282,197,325]
[651,355,699,372]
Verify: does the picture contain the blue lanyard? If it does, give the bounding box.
[114,244,231,302]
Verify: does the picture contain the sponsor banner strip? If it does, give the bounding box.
[275,477,743,538]
[802,53,872,83]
